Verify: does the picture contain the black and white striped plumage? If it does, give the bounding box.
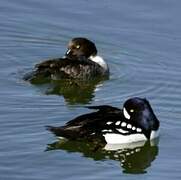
[24,37,109,83]
[47,97,160,144]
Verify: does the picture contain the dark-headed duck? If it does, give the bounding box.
[24,37,109,82]
[47,97,160,144]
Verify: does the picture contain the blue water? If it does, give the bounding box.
[0,0,181,179]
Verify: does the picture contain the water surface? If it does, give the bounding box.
[0,0,181,179]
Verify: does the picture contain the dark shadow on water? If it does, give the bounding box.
[30,77,108,105]
[46,139,159,174]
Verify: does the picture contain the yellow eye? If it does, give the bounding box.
[76,45,80,49]
[130,109,134,113]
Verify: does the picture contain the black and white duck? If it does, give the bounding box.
[47,97,160,144]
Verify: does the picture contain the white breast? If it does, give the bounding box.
[89,55,109,71]
[150,130,159,140]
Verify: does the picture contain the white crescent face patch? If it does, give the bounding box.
[123,108,130,120]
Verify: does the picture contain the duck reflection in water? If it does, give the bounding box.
[33,77,106,105]
[46,138,159,174]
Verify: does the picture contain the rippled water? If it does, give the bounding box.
[1,0,181,179]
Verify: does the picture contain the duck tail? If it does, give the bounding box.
[46,125,79,139]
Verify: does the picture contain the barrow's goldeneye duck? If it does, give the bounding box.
[24,37,109,83]
[47,97,160,144]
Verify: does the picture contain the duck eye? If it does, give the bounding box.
[130,109,134,113]
[76,45,80,49]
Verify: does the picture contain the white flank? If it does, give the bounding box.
[89,55,108,71]
[103,133,147,144]
[123,108,130,120]
[103,130,160,144]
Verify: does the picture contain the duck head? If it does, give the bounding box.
[65,37,97,60]
[123,97,160,139]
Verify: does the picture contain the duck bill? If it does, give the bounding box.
[66,49,71,56]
